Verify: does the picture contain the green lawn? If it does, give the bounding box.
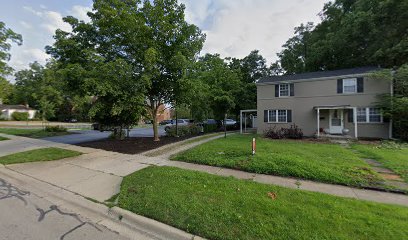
[172,134,382,187]
[118,166,408,240]
[0,128,72,138]
[0,136,9,141]
[352,144,408,183]
[0,147,82,165]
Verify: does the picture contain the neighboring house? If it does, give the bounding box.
[256,67,391,139]
[156,104,171,123]
[0,104,37,120]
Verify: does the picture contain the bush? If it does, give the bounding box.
[165,124,202,137]
[203,124,218,133]
[11,112,29,121]
[45,125,67,132]
[264,124,303,139]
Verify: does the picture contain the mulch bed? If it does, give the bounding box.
[76,136,192,154]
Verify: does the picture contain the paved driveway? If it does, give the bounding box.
[42,126,166,144]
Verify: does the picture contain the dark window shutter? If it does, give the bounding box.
[357,77,364,93]
[348,109,354,123]
[287,110,292,122]
[290,83,295,96]
[337,79,343,93]
[275,85,279,97]
[264,110,268,122]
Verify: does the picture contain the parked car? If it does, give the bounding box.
[204,119,217,125]
[159,120,172,125]
[164,119,190,131]
[224,119,237,126]
[92,123,114,131]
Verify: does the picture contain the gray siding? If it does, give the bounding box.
[257,75,391,139]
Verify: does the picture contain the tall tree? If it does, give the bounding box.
[277,0,408,73]
[13,62,63,120]
[47,0,205,141]
[229,50,269,116]
[375,65,408,140]
[0,21,22,103]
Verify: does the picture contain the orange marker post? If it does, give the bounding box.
[252,138,256,155]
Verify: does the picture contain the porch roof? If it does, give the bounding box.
[313,105,352,110]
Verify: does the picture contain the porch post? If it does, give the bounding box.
[353,107,358,138]
[240,110,243,134]
[317,108,320,137]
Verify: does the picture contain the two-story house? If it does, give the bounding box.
[256,67,392,139]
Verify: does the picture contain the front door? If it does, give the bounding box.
[329,109,343,134]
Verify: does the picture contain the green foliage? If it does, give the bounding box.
[118,166,408,240]
[0,147,81,165]
[11,112,29,121]
[375,65,408,140]
[47,0,205,141]
[0,21,22,78]
[0,22,21,103]
[0,128,72,138]
[0,78,14,104]
[203,124,218,133]
[277,0,408,73]
[13,62,66,121]
[173,134,383,187]
[165,124,201,137]
[45,125,67,132]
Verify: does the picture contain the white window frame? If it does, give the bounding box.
[356,107,383,123]
[268,110,288,123]
[343,78,357,94]
[279,84,290,97]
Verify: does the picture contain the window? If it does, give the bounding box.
[268,110,276,123]
[343,78,357,93]
[278,110,287,122]
[268,110,287,123]
[279,84,289,97]
[357,108,367,122]
[369,108,382,123]
[356,108,382,123]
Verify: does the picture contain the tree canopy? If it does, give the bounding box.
[0,22,22,103]
[47,0,205,140]
[277,0,408,73]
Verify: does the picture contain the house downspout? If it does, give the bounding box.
[389,69,395,139]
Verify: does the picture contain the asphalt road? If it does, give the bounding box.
[42,126,166,144]
[0,177,127,240]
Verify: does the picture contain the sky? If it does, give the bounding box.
[1,0,327,75]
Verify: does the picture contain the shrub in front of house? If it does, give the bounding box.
[165,124,202,137]
[45,125,68,132]
[203,124,218,133]
[11,112,29,121]
[264,124,303,139]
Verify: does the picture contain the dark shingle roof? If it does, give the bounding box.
[257,67,381,84]
[0,105,35,110]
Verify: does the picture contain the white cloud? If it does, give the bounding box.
[70,5,92,22]
[9,47,48,73]
[182,0,326,63]
[20,21,32,29]
[23,6,71,34]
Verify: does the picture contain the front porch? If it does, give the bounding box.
[314,105,358,138]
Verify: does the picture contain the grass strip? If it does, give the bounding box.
[118,166,408,240]
[0,147,82,165]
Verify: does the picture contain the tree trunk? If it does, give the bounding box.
[151,104,160,141]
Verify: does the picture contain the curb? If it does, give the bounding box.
[110,207,197,240]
